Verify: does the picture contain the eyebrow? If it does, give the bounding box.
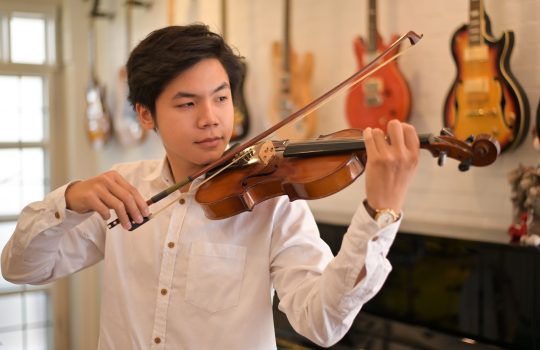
[172,82,230,100]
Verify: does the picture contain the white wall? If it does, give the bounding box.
[67,0,540,243]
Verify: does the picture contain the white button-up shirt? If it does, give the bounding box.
[2,158,401,349]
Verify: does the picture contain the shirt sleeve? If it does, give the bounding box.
[1,182,106,285]
[270,199,401,347]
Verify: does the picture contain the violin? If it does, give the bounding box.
[195,128,500,219]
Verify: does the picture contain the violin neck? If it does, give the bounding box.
[283,134,433,158]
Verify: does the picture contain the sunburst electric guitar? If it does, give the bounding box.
[269,0,317,140]
[345,0,411,132]
[443,0,529,153]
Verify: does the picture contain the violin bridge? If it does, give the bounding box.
[232,140,276,167]
[255,140,276,165]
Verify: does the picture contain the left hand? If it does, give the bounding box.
[363,119,420,213]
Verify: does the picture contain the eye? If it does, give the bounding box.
[176,101,194,108]
[217,95,229,102]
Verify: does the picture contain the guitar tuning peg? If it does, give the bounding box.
[438,151,447,167]
[465,135,475,143]
[440,128,454,137]
[458,159,472,172]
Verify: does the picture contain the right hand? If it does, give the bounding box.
[65,171,150,230]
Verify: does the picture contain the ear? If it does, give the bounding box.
[136,103,156,130]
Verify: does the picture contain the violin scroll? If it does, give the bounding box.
[423,130,500,171]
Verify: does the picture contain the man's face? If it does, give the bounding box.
[141,58,234,177]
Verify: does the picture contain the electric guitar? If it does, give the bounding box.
[443,0,529,153]
[345,0,411,132]
[222,0,250,141]
[113,0,149,147]
[269,0,317,140]
[85,0,112,149]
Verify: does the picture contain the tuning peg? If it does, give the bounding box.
[465,135,475,143]
[438,151,447,166]
[458,159,472,172]
[440,128,454,137]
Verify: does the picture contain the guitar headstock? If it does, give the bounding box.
[421,129,500,171]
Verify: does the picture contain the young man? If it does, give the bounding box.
[2,25,419,349]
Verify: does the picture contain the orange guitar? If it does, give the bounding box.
[345,0,411,132]
[269,0,317,140]
[443,0,529,153]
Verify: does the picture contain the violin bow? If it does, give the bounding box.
[107,30,423,230]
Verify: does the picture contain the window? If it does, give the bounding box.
[0,3,59,349]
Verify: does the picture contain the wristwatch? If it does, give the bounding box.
[363,199,401,228]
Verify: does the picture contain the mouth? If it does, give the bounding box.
[194,136,223,149]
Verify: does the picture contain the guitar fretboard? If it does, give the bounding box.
[367,0,377,53]
[468,0,484,46]
[283,0,291,74]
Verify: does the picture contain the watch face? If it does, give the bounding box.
[376,211,397,228]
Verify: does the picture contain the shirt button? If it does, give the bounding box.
[161,288,168,295]
[154,336,161,344]
[54,212,60,219]
[179,198,185,205]
[167,242,175,249]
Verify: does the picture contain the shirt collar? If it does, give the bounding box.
[141,156,205,189]
[142,156,175,186]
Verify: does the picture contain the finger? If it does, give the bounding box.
[106,182,144,224]
[99,172,145,224]
[363,127,378,155]
[85,193,113,221]
[402,123,420,151]
[112,174,150,217]
[97,187,132,230]
[386,120,405,150]
[371,128,389,155]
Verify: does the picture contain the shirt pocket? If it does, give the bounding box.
[185,242,247,313]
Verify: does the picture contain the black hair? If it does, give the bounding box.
[126,24,244,118]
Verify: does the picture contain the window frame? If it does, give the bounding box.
[0,1,68,349]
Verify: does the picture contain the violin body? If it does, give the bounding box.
[443,9,529,153]
[346,33,411,131]
[196,129,366,219]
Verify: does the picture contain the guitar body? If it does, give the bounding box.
[230,61,250,141]
[346,33,411,131]
[444,24,530,153]
[86,75,111,149]
[269,41,317,140]
[113,66,147,146]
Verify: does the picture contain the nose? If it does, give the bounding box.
[197,100,220,129]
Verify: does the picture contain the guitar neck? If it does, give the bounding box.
[283,0,291,74]
[468,0,485,46]
[367,0,377,53]
[221,0,227,39]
